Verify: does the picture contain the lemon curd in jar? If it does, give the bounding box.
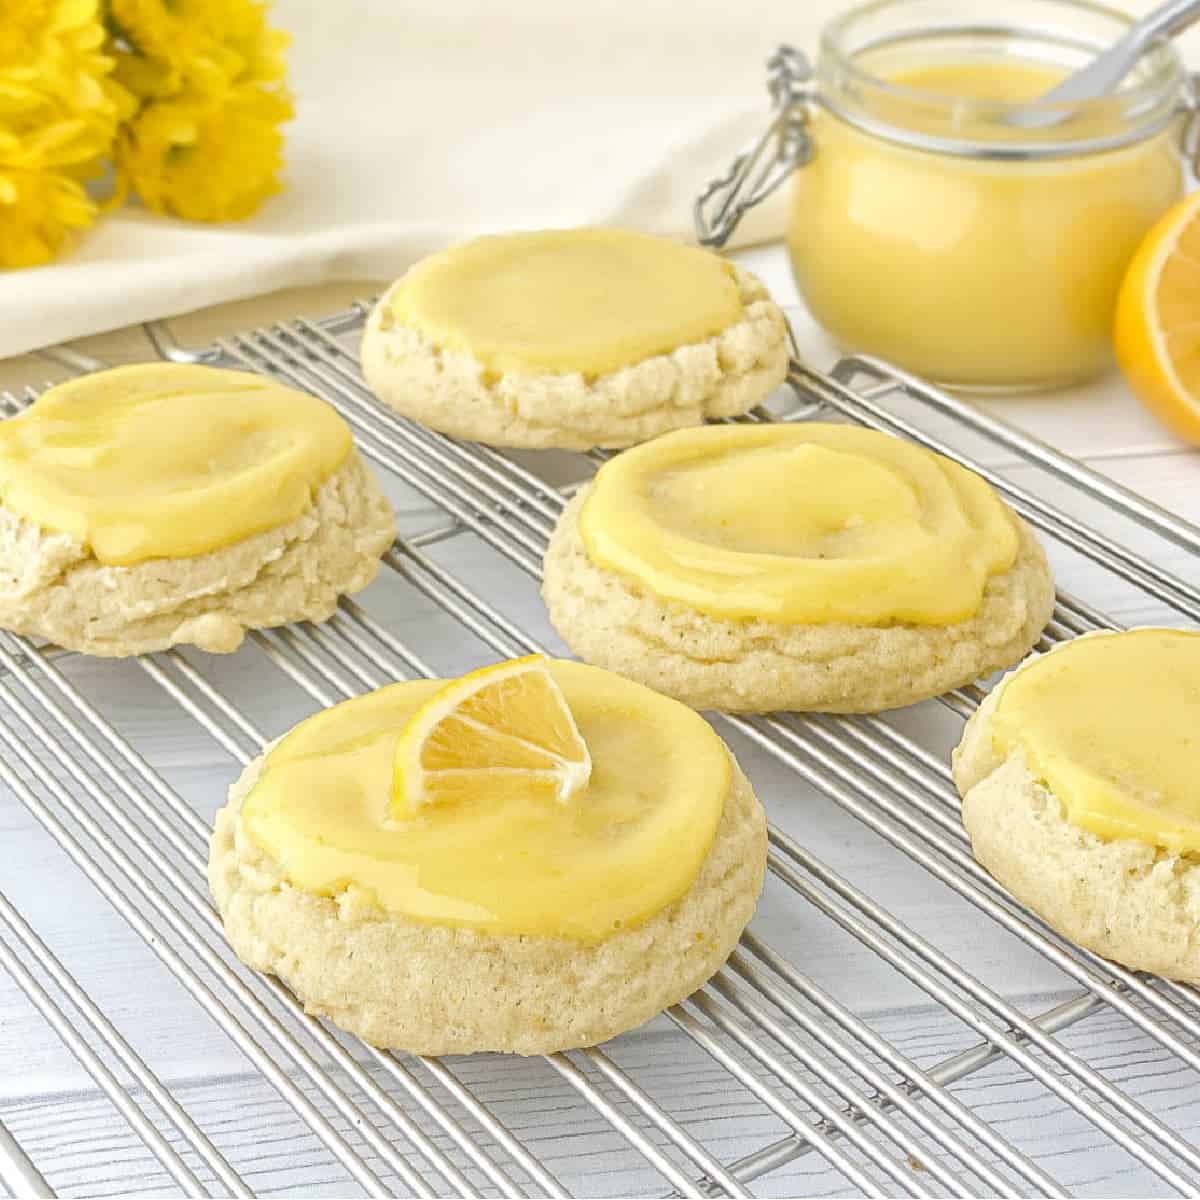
[788,57,1185,389]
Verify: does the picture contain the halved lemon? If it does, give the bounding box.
[392,655,592,816]
[1114,191,1200,446]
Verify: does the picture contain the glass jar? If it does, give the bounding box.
[697,0,1194,391]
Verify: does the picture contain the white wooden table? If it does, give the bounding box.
[0,245,1197,1198]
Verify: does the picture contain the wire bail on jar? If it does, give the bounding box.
[693,45,815,248]
[1178,69,1200,173]
[697,30,1199,251]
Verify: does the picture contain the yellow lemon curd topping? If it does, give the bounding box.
[579,423,1018,625]
[240,660,730,943]
[0,363,352,566]
[991,629,1200,855]
[788,58,1184,388]
[388,228,744,377]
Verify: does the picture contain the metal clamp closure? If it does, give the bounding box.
[1177,69,1200,175]
[694,45,814,248]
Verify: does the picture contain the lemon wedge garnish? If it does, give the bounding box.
[1114,191,1200,446]
[392,655,592,817]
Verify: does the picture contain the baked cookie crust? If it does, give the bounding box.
[954,659,1200,984]
[541,488,1055,713]
[0,452,395,657]
[360,266,789,450]
[209,749,767,1056]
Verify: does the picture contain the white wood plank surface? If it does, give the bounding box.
[1,244,1198,1198]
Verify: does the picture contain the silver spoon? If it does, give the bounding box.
[1010,0,1200,125]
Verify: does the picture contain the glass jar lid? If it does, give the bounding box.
[818,0,1190,160]
[694,0,1196,246]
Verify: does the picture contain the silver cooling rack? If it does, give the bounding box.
[2,301,1200,1199]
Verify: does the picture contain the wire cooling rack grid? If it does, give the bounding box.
[0,302,1199,1199]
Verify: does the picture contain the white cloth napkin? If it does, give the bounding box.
[0,0,826,359]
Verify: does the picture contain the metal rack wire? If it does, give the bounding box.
[2,301,1199,1197]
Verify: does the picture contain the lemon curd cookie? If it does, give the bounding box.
[360,227,789,450]
[0,363,395,657]
[210,655,767,1055]
[955,628,1200,983]
[543,423,1054,713]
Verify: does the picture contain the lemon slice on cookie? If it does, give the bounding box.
[215,657,764,1053]
[393,654,592,815]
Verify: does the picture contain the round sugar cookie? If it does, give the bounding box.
[209,660,768,1055]
[542,425,1055,713]
[954,629,1200,984]
[360,228,790,450]
[0,364,395,657]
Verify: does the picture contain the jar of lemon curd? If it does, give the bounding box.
[697,0,1194,390]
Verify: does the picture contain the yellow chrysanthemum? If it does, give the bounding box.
[108,0,287,97]
[110,0,292,222]
[0,0,128,266]
[0,0,292,261]
[1,0,108,102]
[0,0,128,164]
[116,81,291,222]
[0,165,95,267]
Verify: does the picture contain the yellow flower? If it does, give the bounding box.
[0,0,292,261]
[0,0,127,165]
[108,2,229,99]
[108,0,287,97]
[197,0,289,84]
[0,0,128,265]
[0,165,95,267]
[110,0,292,222]
[1,0,108,98]
[116,81,291,222]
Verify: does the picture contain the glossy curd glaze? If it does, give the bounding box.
[0,364,351,565]
[579,423,1017,625]
[788,59,1184,388]
[992,629,1200,854]
[240,660,730,942]
[387,228,744,377]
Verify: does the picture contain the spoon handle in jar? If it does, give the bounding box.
[1039,0,1200,104]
